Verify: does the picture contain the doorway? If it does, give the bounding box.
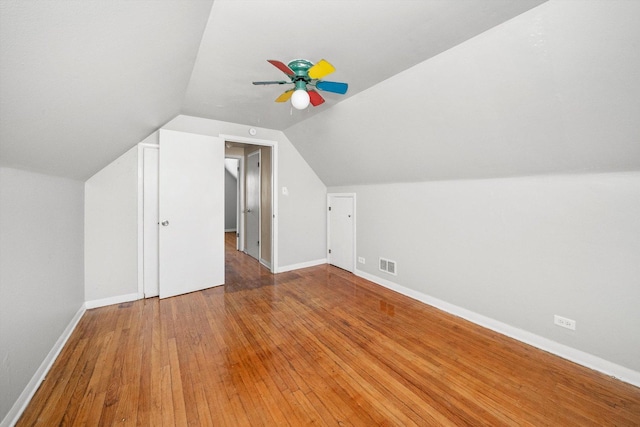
[224,156,242,250]
[223,138,274,270]
[140,132,278,300]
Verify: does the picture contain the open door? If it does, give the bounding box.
[245,150,261,260]
[158,129,225,299]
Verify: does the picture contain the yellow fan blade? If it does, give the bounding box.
[308,59,335,80]
[275,89,294,102]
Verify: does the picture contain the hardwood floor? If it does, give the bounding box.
[18,233,640,425]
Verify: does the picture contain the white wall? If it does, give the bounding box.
[84,146,139,304]
[0,167,84,423]
[163,115,327,269]
[330,171,640,377]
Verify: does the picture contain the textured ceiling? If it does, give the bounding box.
[0,0,546,180]
[182,0,547,130]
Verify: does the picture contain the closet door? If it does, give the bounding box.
[158,129,224,299]
[328,194,355,272]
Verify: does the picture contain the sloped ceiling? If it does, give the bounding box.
[285,0,640,186]
[1,0,548,181]
[0,0,214,180]
[182,0,547,131]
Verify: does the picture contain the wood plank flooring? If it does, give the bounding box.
[18,233,640,425]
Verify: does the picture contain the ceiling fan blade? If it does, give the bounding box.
[308,59,335,80]
[253,80,290,85]
[267,59,294,76]
[308,90,325,107]
[315,80,348,94]
[275,89,294,102]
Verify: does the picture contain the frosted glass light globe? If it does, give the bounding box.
[291,89,310,110]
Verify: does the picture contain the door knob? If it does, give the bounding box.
[161,220,169,226]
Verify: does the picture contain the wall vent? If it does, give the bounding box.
[379,257,397,276]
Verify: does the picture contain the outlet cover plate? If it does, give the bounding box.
[554,315,576,330]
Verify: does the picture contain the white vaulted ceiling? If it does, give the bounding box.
[182,0,547,130]
[0,0,214,180]
[2,0,639,184]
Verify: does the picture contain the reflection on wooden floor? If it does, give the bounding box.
[224,231,274,293]
[17,233,640,425]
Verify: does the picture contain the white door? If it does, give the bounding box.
[143,146,159,297]
[245,150,260,260]
[328,194,355,272]
[158,129,225,299]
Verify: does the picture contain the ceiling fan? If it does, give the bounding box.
[252,59,348,110]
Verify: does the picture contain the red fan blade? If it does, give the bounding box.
[267,60,294,76]
[308,90,325,106]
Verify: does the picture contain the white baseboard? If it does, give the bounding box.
[225,228,237,233]
[259,258,271,269]
[277,258,327,273]
[354,269,640,388]
[1,304,86,427]
[85,292,140,309]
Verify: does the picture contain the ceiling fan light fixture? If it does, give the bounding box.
[291,88,310,110]
[254,58,347,109]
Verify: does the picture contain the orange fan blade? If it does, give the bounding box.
[308,59,335,80]
[308,90,325,106]
[275,89,294,102]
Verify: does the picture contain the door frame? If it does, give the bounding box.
[138,141,160,299]
[220,134,279,273]
[137,133,280,298]
[327,193,357,273]
[225,154,244,251]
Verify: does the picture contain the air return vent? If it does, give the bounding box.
[379,257,397,276]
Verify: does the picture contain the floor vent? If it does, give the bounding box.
[379,257,397,276]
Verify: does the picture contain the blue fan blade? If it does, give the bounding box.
[316,80,348,95]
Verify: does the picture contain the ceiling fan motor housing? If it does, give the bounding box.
[288,59,313,91]
[287,60,313,79]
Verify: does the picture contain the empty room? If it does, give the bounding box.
[1,0,639,425]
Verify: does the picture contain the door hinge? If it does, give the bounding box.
[328,206,332,211]
[328,249,332,254]
[257,161,260,167]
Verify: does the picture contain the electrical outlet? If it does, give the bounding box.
[554,315,576,330]
[358,257,365,264]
